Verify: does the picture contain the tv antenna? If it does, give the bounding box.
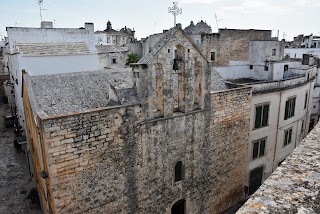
[37,0,47,22]
[215,13,222,31]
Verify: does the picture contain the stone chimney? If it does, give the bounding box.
[41,21,53,29]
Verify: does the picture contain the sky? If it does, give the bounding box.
[0,0,319,40]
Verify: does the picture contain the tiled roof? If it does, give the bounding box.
[96,45,128,53]
[16,42,90,56]
[26,69,137,116]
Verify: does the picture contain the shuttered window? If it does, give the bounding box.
[284,97,296,120]
[254,104,269,129]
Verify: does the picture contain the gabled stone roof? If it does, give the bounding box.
[25,69,137,117]
[211,68,228,91]
[96,45,128,53]
[16,42,90,56]
[138,27,179,64]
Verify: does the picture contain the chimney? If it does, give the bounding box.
[85,23,94,32]
[41,21,53,29]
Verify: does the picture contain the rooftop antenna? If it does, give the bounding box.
[215,13,222,31]
[37,0,46,22]
[168,2,182,27]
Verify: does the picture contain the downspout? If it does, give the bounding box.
[272,91,282,171]
[36,117,50,214]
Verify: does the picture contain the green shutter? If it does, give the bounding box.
[260,140,265,157]
[253,142,259,159]
[285,100,289,120]
[255,106,262,128]
[262,105,269,126]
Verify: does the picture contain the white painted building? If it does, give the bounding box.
[214,40,317,195]
[4,22,99,131]
[284,48,320,59]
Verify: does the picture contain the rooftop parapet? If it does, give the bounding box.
[236,122,320,213]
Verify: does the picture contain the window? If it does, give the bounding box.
[284,97,296,120]
[264,66,268,71]
[272,49,276,56]
[249,65,253,70]
[211,52,215,61]
[174,161,184,182]
[168,49,170,53]
[112,58,117,64]
[304,92,308,109]
[284,64,289,71]
[301,120,304,134]
[284,128,292,147]
[252,138,266,160]
[254,103,269,129]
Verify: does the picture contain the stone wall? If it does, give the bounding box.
[41,106,141,214]
[199,29,272,66]
[210,87,252,212]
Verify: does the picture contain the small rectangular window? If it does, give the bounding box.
[249,65,253,70]
[284,97,296,120]
[112,58,117,64]
[304,92,308,109]
[168,49,170,53]
[284,127,293,147]
[211,52,215,61]
[264,66,268,71]
[254,103,269,129]
[284,64,289,71]
[252,138,266,160]
[272,49,276,56]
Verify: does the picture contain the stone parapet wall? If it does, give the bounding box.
[237,122,320,213]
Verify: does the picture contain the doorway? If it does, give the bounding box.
[171,199,185,214]
[249,166,264,195]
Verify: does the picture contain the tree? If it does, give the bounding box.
[126,53,139,65]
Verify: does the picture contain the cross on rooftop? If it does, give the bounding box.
[168,2,182,27]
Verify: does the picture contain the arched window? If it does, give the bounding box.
[174,161,184,182]
[173,44,185,112]
[171,199,185,214]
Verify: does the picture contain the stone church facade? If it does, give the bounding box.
[23,27,252,213]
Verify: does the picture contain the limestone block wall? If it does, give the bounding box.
[40,106,142,213]
[199,30,272,66]
[210,87,252,212]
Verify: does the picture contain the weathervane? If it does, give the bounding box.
[168,2,182,27]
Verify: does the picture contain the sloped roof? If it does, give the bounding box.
[26,69,137,117]
[138,27,179,64]
[16,42,90,56]
[211,68,228,91]
[96,45,128,53]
